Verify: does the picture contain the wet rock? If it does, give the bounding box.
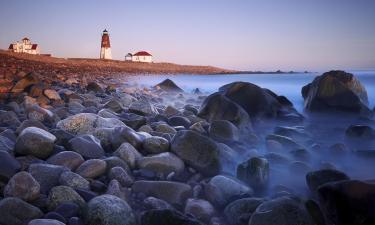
[345,125,375,139]
[237,157,269,190]
[129,99,158,116]
[198,93,250,128]
[110,126,145,150]
[143,196,174,210]
[205,175,253,207]
[47,185,85,210]
[168,116,191,128]
[155,79,184,92]
[171,130,221,176]
[86,81,104,93]
[113,142,142,169]
[209,120,240,142]
[306,169,350,194]
[28,163,67,194]
[224,198,264,225]
[318,180,375,225]
[266,134,303,151]
[164,105,180,117]
[0,197,43,225]
[16,119,48,134]
[56,113,126,135]
[103,99,124,113]
[4,171,40,202]
[29,219,65,225]
[119,112,147,130]
[185,198,215,223]
[59,171,90,190]
[85,194,136,225]
[143,136,170,154]
[68,134,105,159]
[302,70,371,115]
[138,152,185,176]
[108,166,134,187]
[249,197,315,225]
[132,180,192,206]
[76,159,107,179]
[47,151,84,170]
[15,127,56,159]
[0,150,21,182]
[140,209,204,225]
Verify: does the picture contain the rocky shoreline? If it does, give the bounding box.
[0,69,374,225]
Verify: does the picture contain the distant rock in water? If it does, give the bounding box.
[155,79,183,92]
[302,70,371,115]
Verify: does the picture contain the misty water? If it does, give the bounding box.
[127,71,375,197]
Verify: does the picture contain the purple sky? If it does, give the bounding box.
[1,0,374,71]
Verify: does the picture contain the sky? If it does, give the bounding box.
[0,0,375,71]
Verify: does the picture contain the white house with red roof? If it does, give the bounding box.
[125,51,153,63]
[8,37,40,55]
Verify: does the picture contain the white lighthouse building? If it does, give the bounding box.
[100,29,112,60]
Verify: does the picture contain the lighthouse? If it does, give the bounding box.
[100,29,112,60]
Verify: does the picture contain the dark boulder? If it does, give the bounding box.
[155,79,183,92]
[237,157,269,190]
[302,70,371,115]
[86,81,104,93]
[306,169,350,194]
[0,197,43,225]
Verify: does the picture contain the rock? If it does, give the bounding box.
[85,194,136,225]
[155,123,177,135]
[106,179,128,200]
[25,104,54,123]
[137,152,185,176]
[59,171,90,190]
[306,169,350,194]
[171,130,221,176]
[68,217,83,225]
[224,198,264,225]
[43,212,67,223]
[0,197,43,225]
[50,129,75,147]
[129,99,158,116]
[76,159,107,179]
[0,110,21,127]
[318,180,375,225]
[68,135,105,159]
[205,175,253,207]
[249,197,315,225]
[155,79,184,92]
[209,120,240,142]
[47,151,84,170]
[113,142,142,169]
[103,99,124,113]
[86,81,104,93]
[141,209,204,225]
[302,70,371,114]
[29,163,67,194]
[0,135,14,153]
[168,116,191,128]
[274,126,311,142]
[28,219,66,225]
[185,198,215,223]
[237,157,269,190]
[119,112,147,130]
[189,121,207,134]
[132,181,192,207]
[0,150,21,182]
[68,101,85,114]
[198,93,250,128]
[289,161,312,175]
[108,166,134,187]
[164,105,180,117]
[55,202,79,219]
[110,126,145,150]
[16,119,48,134]
[44,89,62,101]
[56,113,126,135]
[15,127,56,159]
[345,125,375,139]
[10,72,39,93]
[47,185,85,210]
[266,134,303,151]
[143,197,174,210]
[4,171,40,202]
[143,136,170,154]
[98,108,120,119]
[138,124,153,133]
[103,156,130,173]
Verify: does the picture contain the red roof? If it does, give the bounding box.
[31,44,38,50]
[8,44,14,50]
[133,51,152,56]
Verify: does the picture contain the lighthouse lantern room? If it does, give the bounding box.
[100,29,112,60]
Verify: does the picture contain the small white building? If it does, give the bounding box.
[8,37,40,55]
[130,51,153,63]
[125,53,133,61]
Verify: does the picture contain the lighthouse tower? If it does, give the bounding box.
[100,29,112,60]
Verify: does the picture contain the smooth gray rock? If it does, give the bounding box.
[47,151,84,170]
[59,171,90,190]
[137,152,185,176]
[143,136,170,154]
[68,134,105,159]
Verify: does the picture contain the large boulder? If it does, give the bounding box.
[132,181,192,207]
[209,120,240,142]
[171,130,221,176]
[302,70,371,114]
[28,163,67,194]
[318,180,375,225]
[15,127,56,159]
[129,99,158,116]
[249,197,315,225]
[155,79,184,92]
[0,197,43,225]
[47,185,86,210]
[85,194,136,225]
[56,113,126,135]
